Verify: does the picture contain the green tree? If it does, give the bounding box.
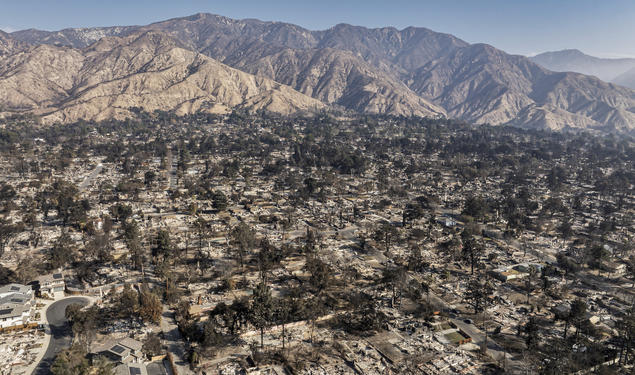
[539,337,572,374]
[546,166,567,191]
[339,293,386,334]
[464,278,494,315]
[68,305,99,351]
[202,319,222,347]
[110,203,133,223]
[210,298,250,336]
[523,316,539,349]
[117,284,139,319]
[0,219,22,258]
[557,220,574,241]
[194,217,209,257]
[139,289,162,324]
[275,297,292,352]
[558,299,587,340]
[142,333,163,358]
[375,223,399,253]
[568,299,587,340]
[461,235,483,275]
[211,190,228,211]
[556,252,579,276]
[231,223,255,269]
[51,344,89,375]
[305,255,332,296]
[250,282,273,349]
[616,306,635,365]
[462,196,488,221]
[124,220,144,271]
[144,170,157,187]
[65,303,83,322]
[152,230,172,261]
[524,265,537,304]
[14,257,39,284]
[585,243,609,274]
[257,238,279,281]
[402,201,425,227]
[0,183,16,202]
[51,180,80,227]
[92,356,115,375]
[49,231,75,269]
[381,266,407,308]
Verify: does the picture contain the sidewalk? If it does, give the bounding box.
[22,298,55,375]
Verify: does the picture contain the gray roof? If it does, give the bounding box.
[119,337,143,352]
[0,284,32,296]
[115,364,148,375]
[0,305,29,319]
[0,293,31,307]
[35,273,65,284]
[107,344,130,359]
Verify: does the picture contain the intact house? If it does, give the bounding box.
[0,283,35,329]
[97,337,145,364]
[31,272,65,299]
[490,263,543,282]
[114,363,148,375]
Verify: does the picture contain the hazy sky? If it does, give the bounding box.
[1,0,634,58]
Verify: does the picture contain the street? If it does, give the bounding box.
[32,297,90,375]
[160,306,192,374]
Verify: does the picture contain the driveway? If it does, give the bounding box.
[32,297,90,375]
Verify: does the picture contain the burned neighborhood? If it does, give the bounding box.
[0,111,632,374]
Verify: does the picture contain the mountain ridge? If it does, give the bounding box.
[4,13,635,132]
[0,30,325,123]
[614,66,635,90]
[530,49,635,89]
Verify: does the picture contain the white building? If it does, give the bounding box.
[0,283,35,329]
[0,283,33,300]
[491,263,543,282]
[32,272,65,298]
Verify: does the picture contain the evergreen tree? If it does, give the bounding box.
[250,282,273,349]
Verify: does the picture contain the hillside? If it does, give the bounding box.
[0,31,324,123]
[5,13,635,131]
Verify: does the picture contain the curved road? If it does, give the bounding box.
[33,297,90,375]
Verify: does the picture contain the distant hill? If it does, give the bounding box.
[530,49,635,89]
[613,66,635,90]
[2,13,635,132]
[0,30,29,56]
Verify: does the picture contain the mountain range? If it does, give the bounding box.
[1,13,634,132]
[530,49,635,90]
